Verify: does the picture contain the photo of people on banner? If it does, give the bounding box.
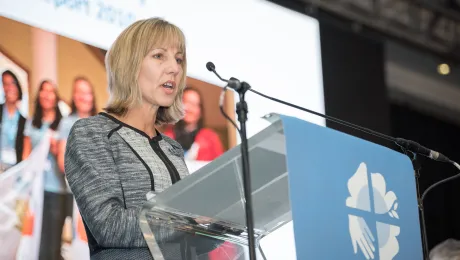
[0,17,236,260]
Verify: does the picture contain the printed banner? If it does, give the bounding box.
[0,133,90,260]
[68,201,89,260]
[0,134,49,260]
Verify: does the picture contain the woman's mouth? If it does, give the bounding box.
[162,81,176,94]
[162,81,175,89]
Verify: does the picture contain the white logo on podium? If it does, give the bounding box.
[346,162,401,259]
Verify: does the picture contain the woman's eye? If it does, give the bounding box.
[153,54,163,59]
[176,58,184,64]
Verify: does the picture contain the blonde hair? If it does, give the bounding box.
[104,17,187,125]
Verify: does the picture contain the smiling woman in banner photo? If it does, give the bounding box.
[56,76,98,255]
[22,80,68,260]
[64,18,230,260]
[163,86,224,162]
[0,70,26,172]
[57,76,98,174]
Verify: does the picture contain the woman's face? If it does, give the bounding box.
[73,80,94,114]
[182,90,201,125]
[39,82,57,111]
[2,74,19,104]
[138,45,184,108]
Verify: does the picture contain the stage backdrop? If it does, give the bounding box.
[0,0,325,139]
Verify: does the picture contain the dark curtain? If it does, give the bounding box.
[319,12,391,147]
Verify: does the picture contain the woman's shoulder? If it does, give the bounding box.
[69,114,119,139]
[59,115,78,130]
[61,114,79,124]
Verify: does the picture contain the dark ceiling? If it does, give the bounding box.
[269,0,460,62]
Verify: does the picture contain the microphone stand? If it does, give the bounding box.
[206,63,257,259]
[407,153,429,259]
[234,81,257,260]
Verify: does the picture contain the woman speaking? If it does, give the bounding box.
[64,18,190,259]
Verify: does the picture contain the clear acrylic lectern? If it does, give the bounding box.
[139,115,293,260]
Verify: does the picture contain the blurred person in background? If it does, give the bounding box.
[56,76,98,251]
[22,80,66,260]
[57,76,97,173]
[0,70,26,172]
[163,86,224,161]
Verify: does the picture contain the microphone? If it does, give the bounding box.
[205,61,215,72]
[206,62,246,92]
[206,62,228,83]
[206,61,453,164]
[395,138,450,163]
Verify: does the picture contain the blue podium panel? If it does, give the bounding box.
[280,115,423,260]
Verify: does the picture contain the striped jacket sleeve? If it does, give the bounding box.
[64,119,147,248]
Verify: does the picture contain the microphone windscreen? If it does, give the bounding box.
[206,62,215,72]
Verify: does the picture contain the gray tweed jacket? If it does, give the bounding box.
[64,113,190,260]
